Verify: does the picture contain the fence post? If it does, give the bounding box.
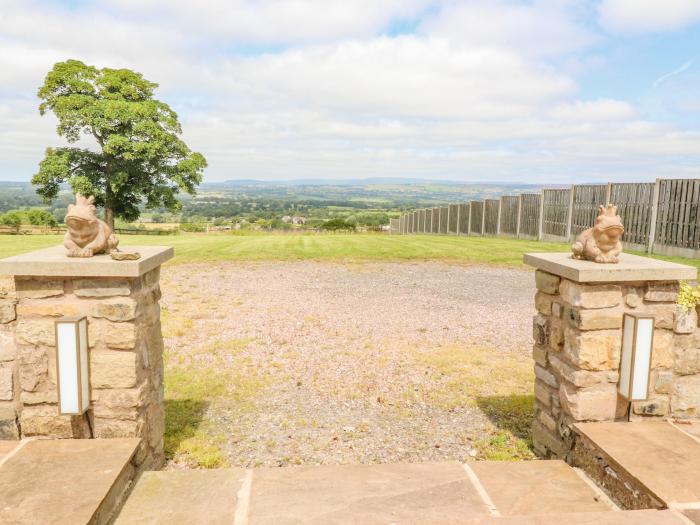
[566,185,575,242]
[446,205,451,235]
[648,178,661,253]
[481,201,486,236]
[538,191,545,240]
[496,198,502,236]
[516,194,523,238]
[467,204,472,234]
[605,182,612,205]
[456,204,461,235]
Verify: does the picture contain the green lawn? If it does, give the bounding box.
[1,232,698,270]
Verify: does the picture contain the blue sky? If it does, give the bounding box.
[1,0,700,183]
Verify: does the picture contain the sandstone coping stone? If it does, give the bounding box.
[524,252,696,283]
[0,245,173,278]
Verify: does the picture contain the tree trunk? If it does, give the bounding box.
[104,204,115,231]
[104,183,115,230]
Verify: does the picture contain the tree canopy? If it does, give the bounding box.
[32,59,206,228]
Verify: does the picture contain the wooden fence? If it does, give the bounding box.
[394,178,700,257]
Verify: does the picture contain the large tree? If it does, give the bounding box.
[33,60,206,228]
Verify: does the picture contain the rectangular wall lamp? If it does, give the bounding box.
[618,312,655,401]
[55,316,90,415]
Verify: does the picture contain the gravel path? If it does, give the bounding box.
[161,261,536,467]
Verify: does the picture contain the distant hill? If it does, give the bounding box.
[217,177,543,188]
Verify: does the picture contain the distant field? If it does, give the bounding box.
[0,232,698,270]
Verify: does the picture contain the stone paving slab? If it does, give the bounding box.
[460,510,691,524]
[684,509,700,525]
[469,460,612,516]
[115,468,246,525]
[0,440,18,463]
[576,421,700,508]
[677,422,700,441]
[248,461,491,524]
[0,438,140,525]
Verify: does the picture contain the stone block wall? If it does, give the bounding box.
[532,270,700,459]
[0,268,165,469]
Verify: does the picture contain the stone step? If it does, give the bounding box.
[115,459,623,524]
[115,469,245,525]
[0,437,141,525]
[0,440,18,463]
[573,421,700,512]
[461,509,691,524]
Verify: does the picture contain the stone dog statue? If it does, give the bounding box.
[571,204,624,263]
[64,194,119,257]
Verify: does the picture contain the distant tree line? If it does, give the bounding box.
[0,208,58,230]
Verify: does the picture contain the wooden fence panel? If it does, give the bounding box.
[610,182,654,247]
[390,218,399,234]
[542,188,570,238]
[519,193,541,238]
[484,199,499,235]
[438,207,448,234]
[655,179,700,249]
[470,201,483,234]
[459,203,470,234]
[413,211,419,233]
[500,196,519,235]
[429,208,437,233]
[448,204,459,233]
[571,184,607,236]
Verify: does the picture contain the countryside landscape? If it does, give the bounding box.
[2,1,700,524]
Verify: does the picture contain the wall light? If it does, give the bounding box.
[618,312,655,401]
[55,316,90,415]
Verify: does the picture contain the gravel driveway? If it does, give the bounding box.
[161,261,536,467]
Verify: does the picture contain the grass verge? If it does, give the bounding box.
[3,232,698,271]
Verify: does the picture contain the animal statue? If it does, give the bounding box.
[64,194,119,257]
[571,204,624,263]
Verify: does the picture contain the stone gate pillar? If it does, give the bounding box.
[524,252,698,459]
[0,245,172,470]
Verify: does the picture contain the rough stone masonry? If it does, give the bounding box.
[0,246,171,470]
[526,253,700,460]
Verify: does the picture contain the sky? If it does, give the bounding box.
[1,0,700,184]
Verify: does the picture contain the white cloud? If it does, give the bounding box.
[599,0,700,34]
[549,99,637,121]
[95,0,432,44]
[653,59,694,88]
[225,36,575,119]
[420,0,595,58]
[0,0,699,184]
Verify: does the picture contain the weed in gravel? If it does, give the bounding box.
[411,344,534,409]
[475,394,536,460]
[410,345,535,460]
[164,338,268,468]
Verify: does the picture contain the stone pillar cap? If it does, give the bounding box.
[524,252,697,283]
[0,245,173,278]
